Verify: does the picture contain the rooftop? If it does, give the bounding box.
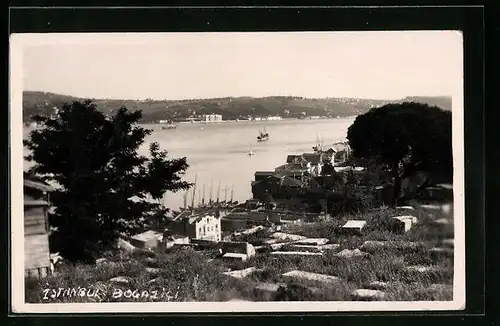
[286,155,305,164]
[24,199,50,207]
[302,153,323,165]
[254,171,275,176]
[131,230,163,242]
[24,176,53,192]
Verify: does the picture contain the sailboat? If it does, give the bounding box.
[312,133,324,152]
[248,144,255,156]
[257,127,269,142]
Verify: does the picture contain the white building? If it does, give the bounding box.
[202,114,223,123]
[266,116,283,121]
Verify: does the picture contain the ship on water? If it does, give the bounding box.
[257,127,269,142]
[159,119,177,130]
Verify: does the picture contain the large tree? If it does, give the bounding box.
[346,102,452,206]
[24,100,191,262]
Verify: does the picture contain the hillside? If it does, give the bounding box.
[22,91,452,123]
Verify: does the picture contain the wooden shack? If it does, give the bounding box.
[24,174,53,278]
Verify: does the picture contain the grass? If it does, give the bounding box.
[25,201,454,303]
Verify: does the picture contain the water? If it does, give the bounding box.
[23,117,355,210]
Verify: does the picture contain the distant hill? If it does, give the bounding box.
[22,91,452,123]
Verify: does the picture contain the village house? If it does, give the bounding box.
[168,210,222,242]
[254,171,276,182]
[274,163,309,181]
[24,173,53,278]
[301,152,324,176]
[330,142,352,166]
[251,174,307,202]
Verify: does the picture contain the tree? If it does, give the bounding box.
[24,100,191,262]
[346,102,452,207]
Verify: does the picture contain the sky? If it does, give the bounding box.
[18,31,463,101]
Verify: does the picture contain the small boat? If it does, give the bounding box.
[257,127,269,142]
[160,120,177,130]
[248,145,255,156]
[312,133,324,152]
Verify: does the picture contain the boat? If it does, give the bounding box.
[160,120,177,130]
[257,127,269,142]
[312,133,324,152]
[248,145,255,156]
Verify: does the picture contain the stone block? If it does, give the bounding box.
[340,220,367,235]
[223,267,257,279]
[351,289,386,301]
[335,248,368,258]
[282,270,341,283]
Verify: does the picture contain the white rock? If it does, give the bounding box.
[341,220,367,235]
[420,204,441,210]
[351,289,386,300]
[395,215,418,224]
[360,240,425,252]
[270,232,307,241]
[271,251,323,256]
[427,283,453,292]
[254,283,284,293]
[222,253,248,262]
[366,281,389,290]
[223,267,257,279]
[441,203,453,214]
[95,258,107,265]
[433,218,451,225]
[288,244,323,252]
[109,276,130,284]
[282,270,341,283]
[429,247,454,257]
[321,244,341,251]
[294,238,329,246]
[145,267,161,274]
[391,216,414,233]
[405,265,443,273]
[270,243,287,250]
[396,206,415,211]
[442,239,454,248]
[117,238,137,253]
[335,248,368,258]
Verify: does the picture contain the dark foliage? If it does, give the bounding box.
[24,100,192,262]
[347,102,452,206]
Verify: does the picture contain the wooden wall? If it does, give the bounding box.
[24,195,51,274]
[25,233,50,270]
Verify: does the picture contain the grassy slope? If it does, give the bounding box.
[22,91,452,123]
[25,202,454,302]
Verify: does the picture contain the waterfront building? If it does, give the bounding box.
[265,116,283,121]
[202,114,223,123]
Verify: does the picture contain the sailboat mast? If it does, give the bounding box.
[183,191,188,210]
[224,186,228,203]
[216,181,221,203]
[191,174,198,212]
[202,184,206,206]
[230,185,234,203]
[209,180,214,204]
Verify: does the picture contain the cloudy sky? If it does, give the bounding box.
[18,31,463,100]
